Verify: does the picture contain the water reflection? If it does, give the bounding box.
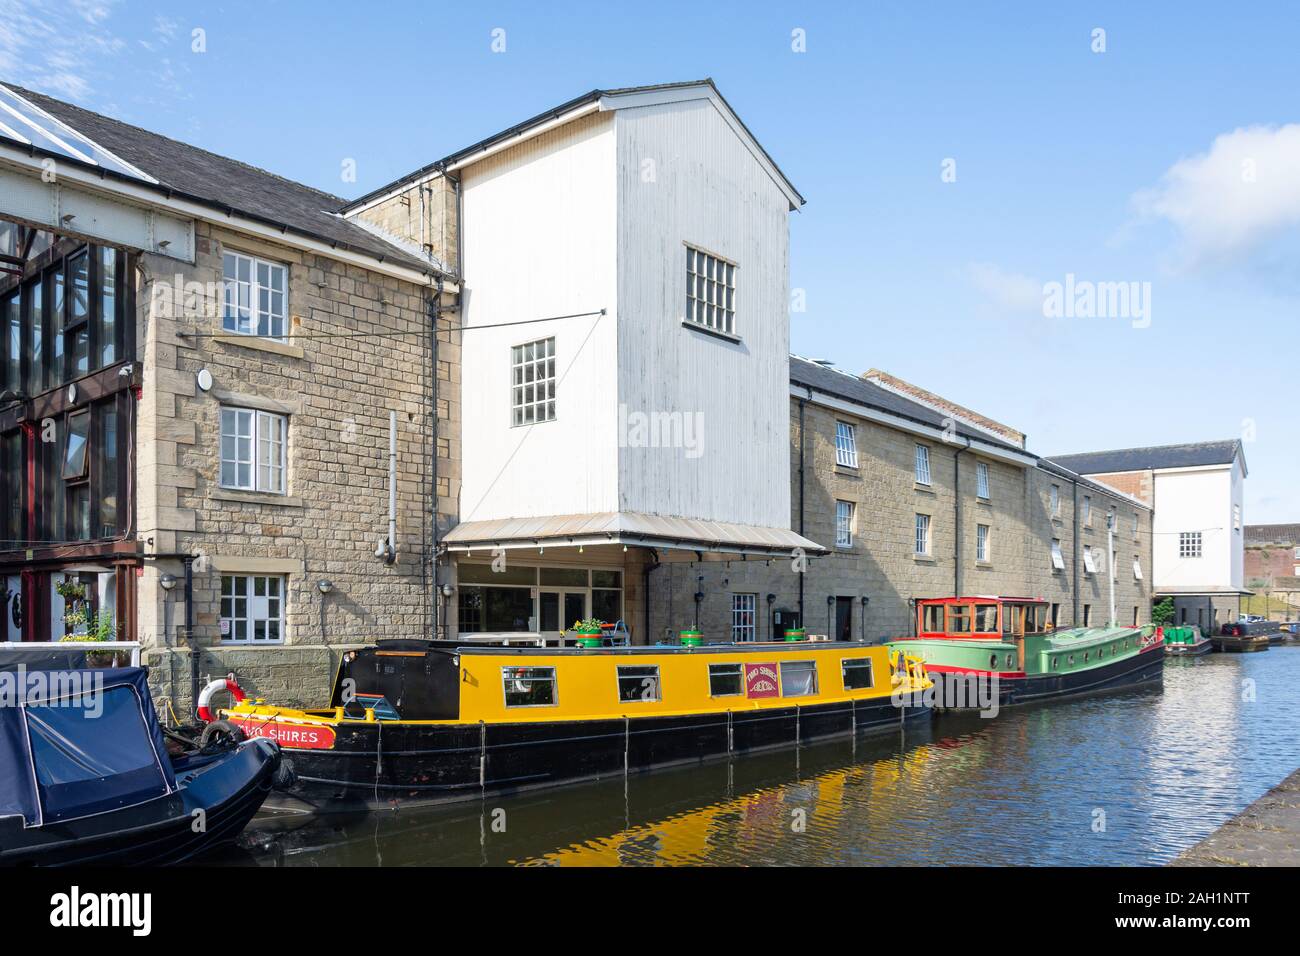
[223,647,1300,867]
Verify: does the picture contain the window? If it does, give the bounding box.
[948,604,972,633]
[1083,605,1092,627]
[1294,547,1300,560]
[709,663,743,697]
[2,290,18,392]
[220,574,285,644]
[842,658,874,690]
[835,500,854,548]
[835,421,858,467]
[1133,607,1139,627]
[1050,484,1060,516]
[220,408,286,494]
[915,444,931,485]
[1133,512,1139,540]
[1133,556,1143,580]
[1107,508,1116,532]
[915,513,931,555]
[685,245,735,335]
[64,249,90,378]
[976,461,990,499]
[1050,538,1065,571]
[510,336,556,426]
[62,410,91,541]
[502,666,557,707]
[975,604,998,632]
[61,410,89,479]
[1050,603,1060,628]
[591,570,623,625]
[1082,496,1091,526]
[976,524,990,562]
[1233,504,1241,531]
[780,660,818,697]
[223,251,287,340]
[922,604,943,632]
[1083,545,1097,574]
[731,593,757,642]
[1179,532,1202,558]
[616,665,661,703]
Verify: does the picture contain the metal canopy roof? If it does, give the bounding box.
[443,511,827,557]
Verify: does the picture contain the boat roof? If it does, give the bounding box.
[0,667,175,827]
[916,595,1048,605]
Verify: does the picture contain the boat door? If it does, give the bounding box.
[539,590,588,638]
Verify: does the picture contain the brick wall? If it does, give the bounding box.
[136,222,459,712]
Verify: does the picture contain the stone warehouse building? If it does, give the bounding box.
[649,358,1154,644]
[0,83,458,712]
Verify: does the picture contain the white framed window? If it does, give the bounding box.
[1050,538,1065,570]
[834,421,858,467]
[915,444,931,485]
[1294,547,1300,560]
[1082,496,1091,526]
[1133,556,1143,580]
[976,461,990,499]
[1133,512,1139,539]
[222,251,287,340]
[1233,504,1241,531]
[685,245,736,335]
[511,337,556,426]
[220,574,285,644]
[1294,565,1300,576]
[835,500,855,548]
[1179,531,1202,558]
[1083,545,1097,574]
[1050,484,1060,516]
[915,513,931,556]
[220,407,286,494]
[731,593,757,642]
[976,524,990,562]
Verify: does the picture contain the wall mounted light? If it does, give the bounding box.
[316,579,333,595]
[159,573,177,592]
[440,584,454,599]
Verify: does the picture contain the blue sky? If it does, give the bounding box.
[3,1,1296,521]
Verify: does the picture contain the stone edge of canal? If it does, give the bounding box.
[1170,767,1300,866]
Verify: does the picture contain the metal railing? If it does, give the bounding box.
[0,641,142,666]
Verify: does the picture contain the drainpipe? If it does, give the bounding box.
[797,393,808,621]
[1072,480,1081,625]
[183,554,196,720]
[953,437,972,595]
[429,285,442,636]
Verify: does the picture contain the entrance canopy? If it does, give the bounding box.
[443,511,826,559]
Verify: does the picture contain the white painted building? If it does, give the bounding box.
[352,81,822,642]
[1049,440,1248,630]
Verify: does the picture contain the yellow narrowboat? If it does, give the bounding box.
[222,639,932,812]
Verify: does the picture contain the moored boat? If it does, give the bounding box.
[885,596,1163,710]
[0,667,282,866]
[223,639,932,813]
[1161,625,1212,657]
[1212,623,1271,652]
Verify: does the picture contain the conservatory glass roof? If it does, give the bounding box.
[0,83,155,183]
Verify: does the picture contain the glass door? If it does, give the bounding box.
[539,590,588,639]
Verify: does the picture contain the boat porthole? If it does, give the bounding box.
[1069,655,1075,666]
[1084,652,1089,662]
[1006,654,1014,668]
[989,654,998,669]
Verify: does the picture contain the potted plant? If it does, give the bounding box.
[58,610,121,667]
[572,618,604,648]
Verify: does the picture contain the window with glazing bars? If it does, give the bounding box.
[685,246,735,334]
[220,574,285,644]
[511,337,555,426]
[915,444,931,485]
[835,500,854,548]
[915,513,931,555]
[835,421,858,467]
[223,251,287,340]
[731,593,757,642]
[976,461,990,499]
[1179,531,1202,558]
[220,408,286,494]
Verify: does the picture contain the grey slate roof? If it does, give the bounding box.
[788,356,1026,454]
[1245,524,1300,547]
[2,83,438,275]
[1047,440,1243,476]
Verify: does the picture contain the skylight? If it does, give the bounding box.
[0,84,155,183]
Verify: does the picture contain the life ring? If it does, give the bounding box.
[197,675,246,722]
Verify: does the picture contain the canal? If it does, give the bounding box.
[224,645,1300,866]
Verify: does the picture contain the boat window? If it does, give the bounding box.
[709,663,743,697]
[1068,655,1075,666]
[922,604,944,633]
[948,604,972,634]
[1003,605,1023,636]
[1006,654,1015,669]
[780,660,819,697]
[841,658,873,690]
[974,604,999,633]
[1025,604,1046,634]
[617,665,661,703]
[1051,657,1059,670]
[502,666,557,707]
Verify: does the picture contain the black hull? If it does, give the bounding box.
[0,739,280,867]
[266,693,930,813]
[1212,635,1270,653]
[930,645,1165,710]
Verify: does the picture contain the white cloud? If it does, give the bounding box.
[966,261,1043,313]
[1133,124,1300,266]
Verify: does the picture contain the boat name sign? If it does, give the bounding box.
[745,663,780,699]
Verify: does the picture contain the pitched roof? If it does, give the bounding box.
[1047,440,1243,476]
[788,356,1026,454]
[0,83,438,275]
[1245,524,1300,547]
[344,78,804,212]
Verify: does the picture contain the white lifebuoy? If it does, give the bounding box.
[197,674,246,722]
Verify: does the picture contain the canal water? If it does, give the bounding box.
[225,645,1300,866]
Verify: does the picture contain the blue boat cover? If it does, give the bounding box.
[0,667,175,827]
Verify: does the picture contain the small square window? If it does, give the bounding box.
[510,337,556,426]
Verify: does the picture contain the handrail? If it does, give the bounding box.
[0,641,142,666]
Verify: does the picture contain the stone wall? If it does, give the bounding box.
[348,176,459,276]
[135,221,459,713]
[649,397,1154,643]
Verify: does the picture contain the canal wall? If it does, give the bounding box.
[1171,768,1300,866]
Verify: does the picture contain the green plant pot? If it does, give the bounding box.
[576,628,603,648]
[784,628,807,642]
[679,629,702,647]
